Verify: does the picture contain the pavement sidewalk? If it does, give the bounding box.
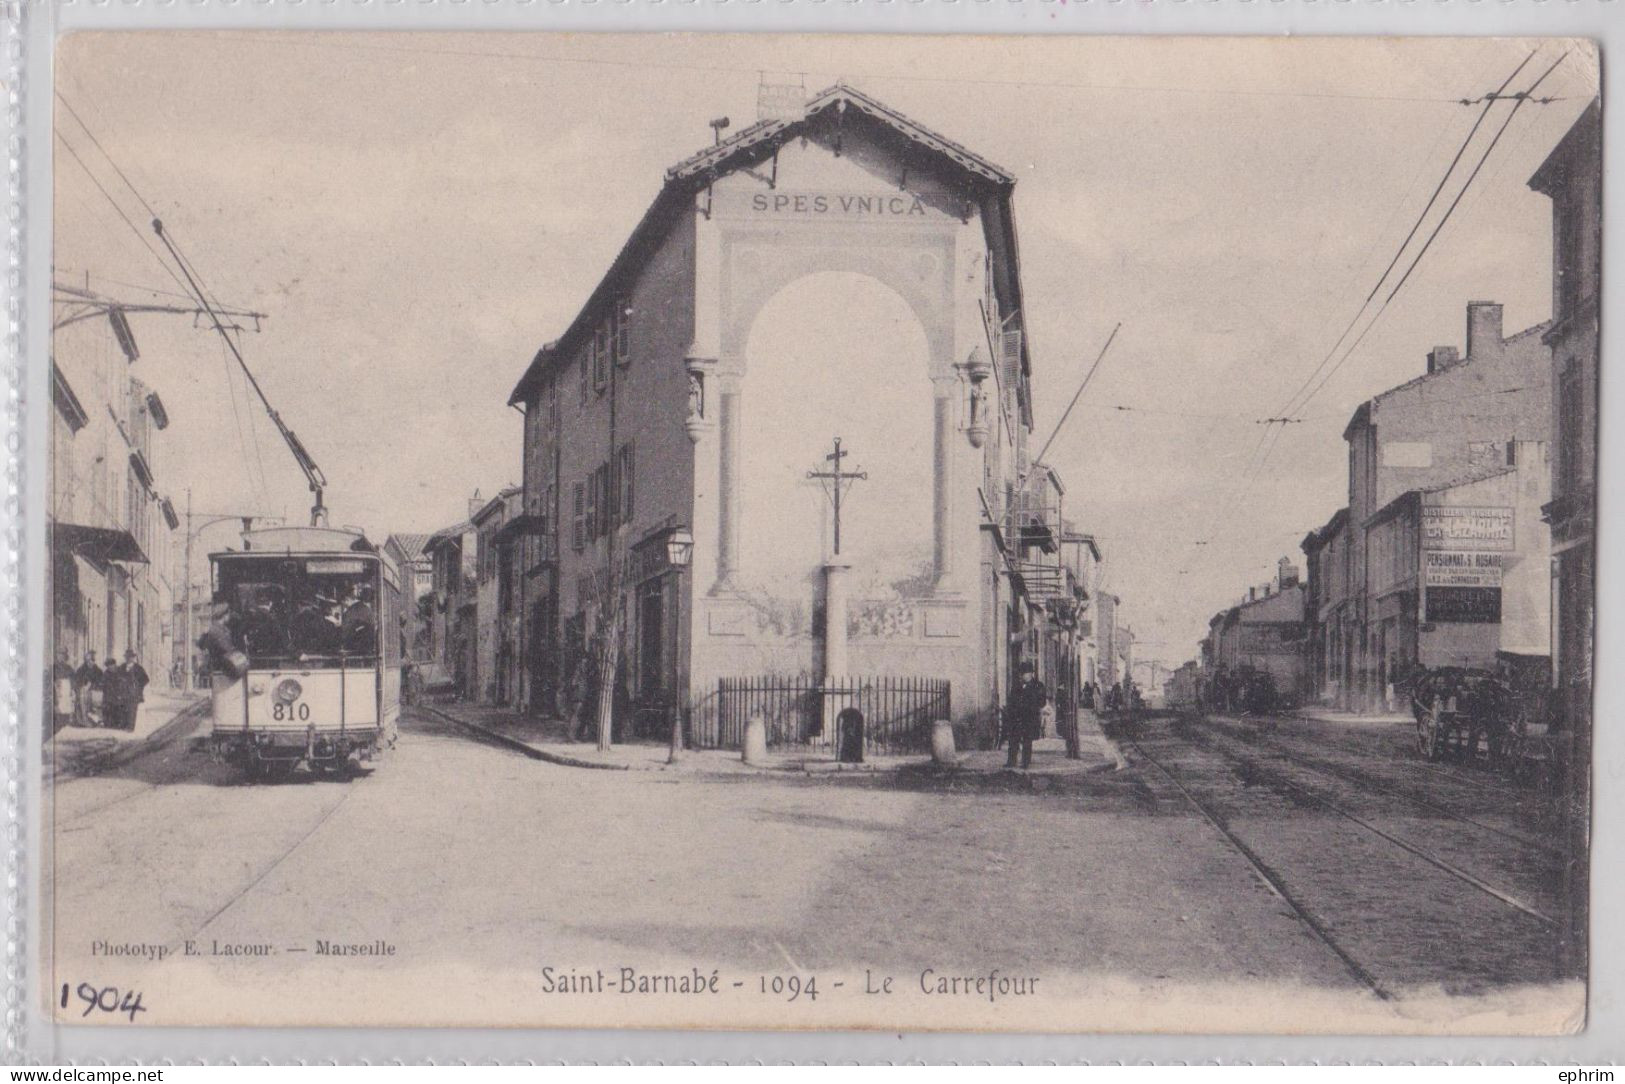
[1284,706,1415,728]
[47,689,208,776]
[422,700,1127,782]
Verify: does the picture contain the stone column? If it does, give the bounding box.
[822,561,852,681]
[821,560,854,743]
[712,383,740,594]
[931,381,956,593]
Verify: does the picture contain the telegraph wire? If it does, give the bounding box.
[217,325,265,506]
[1267,51,1536,426]
[238,33,1583,107]
[53,129,194,299]
[55,92,164,220]
[1285,51,1570,421]
[59,89,283,507]
[52,269,198,305]
[1233,51,1567,505]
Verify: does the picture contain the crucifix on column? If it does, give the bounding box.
[806,437,868,556]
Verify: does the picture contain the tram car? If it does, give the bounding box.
[203,526,402,779]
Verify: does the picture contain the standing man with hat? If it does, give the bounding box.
[72,651,101,727]
[102,654,131,732]
[119,650,150,733]
[1006,662,1048,771]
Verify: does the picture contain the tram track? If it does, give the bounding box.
[1122,737,1394,1001]
[1199,714,1562,861]
[1173,720,1559,928]
[1124,713,1569,996]
[1272,712,1532,803]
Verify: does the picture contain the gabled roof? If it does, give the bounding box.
[1302,506,1350,554]
[509,84,1029,409]
[665,83,1013,187]
[385,533,432,562]
[423,521,473,555]
[1529,98,1601,196]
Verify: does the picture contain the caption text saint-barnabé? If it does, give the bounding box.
[541,966,1039,1003]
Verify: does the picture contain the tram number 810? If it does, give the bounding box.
[272,701,311,722]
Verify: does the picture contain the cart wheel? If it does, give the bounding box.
[1417,698,1445,761]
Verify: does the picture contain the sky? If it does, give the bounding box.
[52,32,1599,666]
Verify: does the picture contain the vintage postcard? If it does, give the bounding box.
[35,30,1600,1036]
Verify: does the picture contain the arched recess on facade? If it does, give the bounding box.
[708,226,963,598]
[737,270,933,600]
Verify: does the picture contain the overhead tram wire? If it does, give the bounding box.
[52,130,194,299]
[1025,323,1120,477]
[1266,50,1536,427]
[1227,51,1566,506]
[1175,54,1543,555]
[1285,50,1570,420]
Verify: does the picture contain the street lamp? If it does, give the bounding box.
[665,526,695,764]
[665,528,695,571]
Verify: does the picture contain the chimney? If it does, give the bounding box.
[467,489,484,519]
[1466,301,1503,360]
[1426,345,1461,374]
[1277,557,1300,590]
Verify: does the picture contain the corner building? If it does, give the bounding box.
[509,85,1049,748]
[1341,300,1550,711]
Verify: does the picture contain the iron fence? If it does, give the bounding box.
[700,675,950,756]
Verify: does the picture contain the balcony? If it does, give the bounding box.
[1008,490,1060,555]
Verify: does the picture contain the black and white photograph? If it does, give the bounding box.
[38,31,1600,1034]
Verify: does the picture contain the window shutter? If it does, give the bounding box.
[593,324,610,391]
[572,482,586,551]
[614,298,631,366]
[579,353,588,408]
[999,326,1022,389]
[620,443,634,524]
[586,470,600,540]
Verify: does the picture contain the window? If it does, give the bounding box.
[592,324,609,392]
[586,469,601,541]
[1558,365,1583,495]
[593,463,611,537]
[571,482,586,551]
[614,298,631,366]
[616,442,635,525]
[1556,192,1587,319]
[579,352,589,408]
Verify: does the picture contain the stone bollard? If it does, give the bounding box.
[742,715,769,766]
[931,719,957,764]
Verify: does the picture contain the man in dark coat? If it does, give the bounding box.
[72,651,101,726]
[1005,662,1047,770]
[119,650,150,732]
[102,656,131,732]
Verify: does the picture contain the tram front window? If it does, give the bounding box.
[216,558,379,665]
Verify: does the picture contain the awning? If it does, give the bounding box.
[51,522,148,565]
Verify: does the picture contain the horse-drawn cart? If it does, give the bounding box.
[1410,659,1547,765]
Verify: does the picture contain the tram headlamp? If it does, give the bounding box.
[274,678,303,705]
